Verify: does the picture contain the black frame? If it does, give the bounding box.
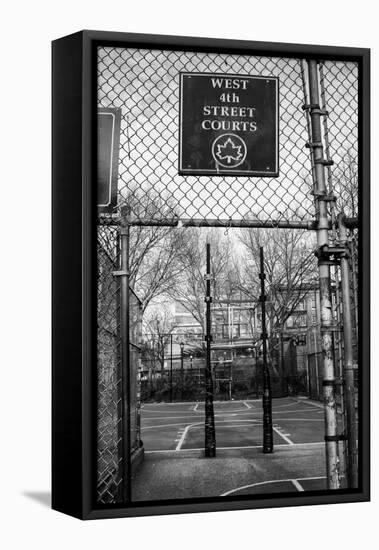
[52,30,370,520]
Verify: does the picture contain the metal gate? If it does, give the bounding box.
[96,45,359,502]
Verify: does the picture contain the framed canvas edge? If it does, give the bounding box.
[52,30,370,520]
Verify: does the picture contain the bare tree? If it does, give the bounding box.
[143,307,177,374]
[238,227,317,335]
[334,149,358,218]
[169,228,234,333]
[120,191,189,311]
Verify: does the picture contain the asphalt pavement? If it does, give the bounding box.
[131,397,345,501]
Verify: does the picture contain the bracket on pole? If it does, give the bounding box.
[311,191,336,201]
[302,103,329,116]
[314,244,348,265]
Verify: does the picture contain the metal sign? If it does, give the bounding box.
[179,72,279,177]
[97,107,121,213]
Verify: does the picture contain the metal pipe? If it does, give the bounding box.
[308,60,340,489]
[339,214,358,488]
[115,231,124,501]
[170,333,173,403]
[180,342,184,401]
[99,216,358,230]
[205,241,216,457]
[124,218,317,229]
[260,246,273,453]
[120,213,131,502]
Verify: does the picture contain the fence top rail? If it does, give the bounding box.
[98,216,358,230]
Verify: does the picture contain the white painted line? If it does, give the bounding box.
[193,403,199,411]
[296,399,324,410]
[142,422,193,430]
[221,476,326,496]
[243,402,252,409]
[291,479,305,492]
[273,426,294,445]
[175,422,202,451]
[145,441,325,454]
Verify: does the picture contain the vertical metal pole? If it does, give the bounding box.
[308,60,340,489]
[280,329,285,395]
[120,212,131,502]
[170,333,173,403]
[205,241,216,457]
[339,214,358,488]
[349,239,359,334]
[180,345,184,401]
[260,247,273,453]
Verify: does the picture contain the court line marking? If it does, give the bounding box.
[220,476,326,496]
[193,403,199,411]
[243,402,252,409]
[142,409,322,420]
[144,441,325,454]
[175,422,202,451]
[142,417,323,430]
[273,426,294,445]
[291,479,305,491]
[297,400,324,410]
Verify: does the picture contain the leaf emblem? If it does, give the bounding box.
[216,137,243,164]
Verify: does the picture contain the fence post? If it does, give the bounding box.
[307,60,340,489]
[119,208,131,502]
[170,333,173,403]
[204,240,216,457]
[260,246,273,453]
[338,214,358,487]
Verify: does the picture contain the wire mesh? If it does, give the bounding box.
[97,226,122,503]
[96,46,360,502]
[320,61,359,218]
[98,47,317,224]
[97,226,142,504]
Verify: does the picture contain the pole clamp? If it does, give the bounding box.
[112,270,128,277]
[259,272,266,280]
[324,434,347,442]
[314,244,346,264]
[322,379,336,387]
[204,296,213,303]
[311,191,336,202]
[305,141,323,149]
[204,335,213,343]
[314,158,334,167]
[302,103,320,111]
[259,294,267,302]
[320,325,341,333]
[302,104,329,116]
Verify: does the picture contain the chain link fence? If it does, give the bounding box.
[97,226,142,504]
[96,46,359,502]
